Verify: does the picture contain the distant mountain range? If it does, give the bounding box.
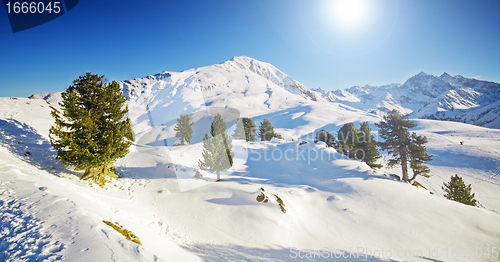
[312,71,500,128]
[31,56,500,129]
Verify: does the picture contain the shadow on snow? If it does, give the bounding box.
[0,119,78,177]
[182,243,409,262]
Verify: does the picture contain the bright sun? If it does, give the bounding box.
[331,0,369,28]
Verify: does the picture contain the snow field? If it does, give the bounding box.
[1,56,499,261]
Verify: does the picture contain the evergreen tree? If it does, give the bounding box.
[211,114,226,137]
[174,114,194,145]
[408,132,432,181]
[442,174,477,206]
[49,73,133,186]
[336,122,358,158]
[356,122,382,169]
[233,118,246,140]
[376,109,432,183]
[242,117,257,142]
[233,117,257,142]
[258,119,283,141]
[316,129,335,147]
[199,114,235,182]
[337,143,344,155]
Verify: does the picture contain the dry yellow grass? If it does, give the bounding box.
[102,220,142,246]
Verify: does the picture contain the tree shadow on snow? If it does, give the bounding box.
[182,243,405,262]
[228,142,383,194]
[118,163,178,180]
[0,119,78,177]
[427,148,500,173]
[251,105,312,131]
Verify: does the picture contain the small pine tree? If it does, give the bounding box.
[233,117,257,142]
[316,129,335,147]
[233,119,246,141]
[211,114,226,137]
[336,122,358,158]
[49,73,133,186]
[199,114,235,182]
[258,119,282,141]
[174,114,194,145]
[356,122,382,169]
[442,174,477,206]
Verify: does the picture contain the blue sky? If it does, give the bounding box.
[1,0,500,98]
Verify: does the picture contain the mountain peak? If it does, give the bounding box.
[402,71,453,98]
[224,57,326,101]
[225,56,276,72]
[230,56,255,63]
[311,87,326,92]
[440,72,451,78]
[439,72,456,83]
[416,71,430,77]
[227,56,262,66]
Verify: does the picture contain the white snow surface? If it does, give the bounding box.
[2,57,500,261]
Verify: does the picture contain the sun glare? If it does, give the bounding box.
[331,0,369,28]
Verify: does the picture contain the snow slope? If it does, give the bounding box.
[1,100,500,261]
[0,97,198,261]
[2,57,500,261]
[409,120,500,211]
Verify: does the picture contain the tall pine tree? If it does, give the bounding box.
[49,73,133,186]
[442,174,477,206]
[233,117,257,142]
[258,119,283,141]
[199,114,235,182]
[376,109,432,183]
[356,122,382,169]
[336,122,358,158]
[174,114,194,145]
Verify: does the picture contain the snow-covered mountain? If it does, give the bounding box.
[121,56,500,130]
[30,57,500,131]
[313,72,500,128]
[3,56,500,261]
[122,56,327,103]
[119,56,372,142]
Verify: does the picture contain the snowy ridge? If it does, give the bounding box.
[28,92,63,107]
[224,56,327,102]
[119,56,362,140]
[314,72,500,128]
[121,56,326,102]
[30,57,500,129]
